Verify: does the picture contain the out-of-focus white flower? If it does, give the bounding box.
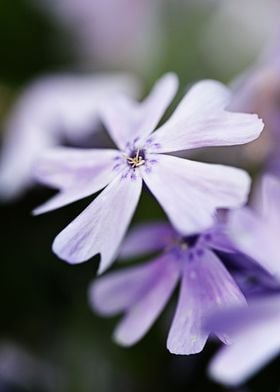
[228,30,280,167]
[201,0,280,75]
[0,73,140,200]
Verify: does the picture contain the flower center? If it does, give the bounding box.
[126,148,146,168]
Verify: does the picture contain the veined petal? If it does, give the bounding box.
[101,73,178,150]
[208,296,280,386]
[167,249,246,355]
[228,208,280,280]
[143,154,251,235]
[100,95,139,150]
[32,148,118,214]
[89,259,166,316]
[118,221,177,260]
[52,173,142,273]
[148,80,263,153]
[135,73,178,142]
[113,254,180,346]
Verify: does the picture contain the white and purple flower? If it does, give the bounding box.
[89,220,246,354]
[33,73,263,273]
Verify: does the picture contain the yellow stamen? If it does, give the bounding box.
[126,148,145,168]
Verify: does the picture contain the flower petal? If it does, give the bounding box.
[101,73,178,150]
[135,73,178,141]
[32,147,118,214]
[200,224,237,253]
[0,122,55,200]
[118,221,177,260]
[53,173,142,273]
[143,154,251,235]
[113,254,180,346]
[259,175,280,227]
[208,297,280,386]
[228,207,280,279]
[167,249,246,355]
[89,255,178,316]
[148,80,263,153]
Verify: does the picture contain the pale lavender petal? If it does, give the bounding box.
[118,221,177,259]
[167,249,246,355]
[0,122,55,200]
[135,73,178,141]
[101,73,178,150]
[113,254,180,346]
[148,80,263,153]
[53,173,142,273]
[90,255,178,316]
[259,174,280,226]
[228,208,280,279]
[100,95,139,150]
[209,297,280,386]
[143,154,251,235]
[33,148,118,214]
[209,321,280,386]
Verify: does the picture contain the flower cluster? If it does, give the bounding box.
[4,60,280,389]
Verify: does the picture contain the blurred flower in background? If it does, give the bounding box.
[32,0,163,73]
[229,31,280,171]
[202,0,280,77]
[0,341,59,391]
[0,73,140,200]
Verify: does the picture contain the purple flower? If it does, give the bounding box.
[33,73,263,273]
[0,73,139,200]
[207,294,280,386]
[89,220,246,354]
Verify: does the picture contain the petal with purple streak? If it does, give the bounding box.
[167,249,246,355]
[53,173,142,273]
[33,147,119,214]
[101,73,178,150]
[118,221,177,260]
[148,80,263,153]
[112,253,180,346]
[143,154,251,235]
